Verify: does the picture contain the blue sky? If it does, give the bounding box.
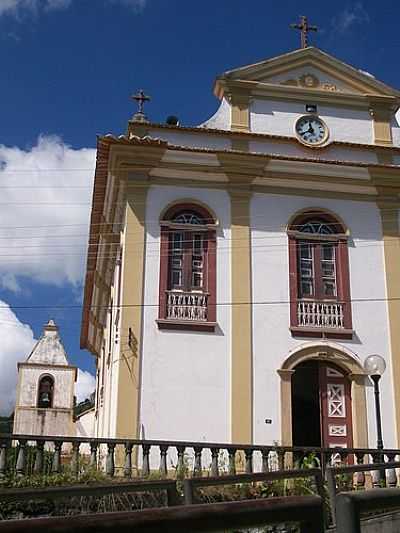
[0,0,399,413]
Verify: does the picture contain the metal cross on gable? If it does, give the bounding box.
[132,89,151,115]
[290,16,318,49]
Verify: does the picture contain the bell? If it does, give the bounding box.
[41,392,50,404]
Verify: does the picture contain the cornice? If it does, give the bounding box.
[144,123,400,153]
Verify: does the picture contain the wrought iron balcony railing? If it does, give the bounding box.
[166,291,208,321]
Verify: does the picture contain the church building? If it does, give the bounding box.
[80,34,400,452]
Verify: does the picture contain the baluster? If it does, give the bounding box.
[228,449,237,475]
[16,439,27,477]
[176,446,185,478]
[71,442,80,477]
[142,444,150,477]
[90,442,98,469]
[261,449,269,473]
[277,450,285,471]
[106,443,115,477]
[371,452,382,488]
[193,446,202,477]
[211,448,219,477]
[159,445,168,477]
[245,449,253,473]
[386,453,397,488]
[0,441,7,479]
[355,453,366,489]
[124,442,133,478]
[52,441,62,474]
[34,441,44,474]
[339,450,348,466]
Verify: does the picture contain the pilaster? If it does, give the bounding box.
[229,187,253,444]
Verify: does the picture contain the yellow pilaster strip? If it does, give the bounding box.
[379,199,400,446]
[369,101,393,146]
[115,184,148,439]
[230,90,251,133]
[229,189,253,443]
[350,374,368,448]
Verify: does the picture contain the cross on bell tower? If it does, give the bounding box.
[290,16,318,49]
[131,89,151,123]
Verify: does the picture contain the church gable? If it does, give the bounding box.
[215,48,400,99]
[27,319,69,366]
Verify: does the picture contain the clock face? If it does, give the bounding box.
[295,115,328,146]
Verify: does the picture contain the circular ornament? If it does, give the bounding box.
[299,73,320,88]
[295,115,329,147]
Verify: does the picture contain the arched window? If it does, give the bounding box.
[37,375,54,408]
[158,203,217,331]
[287,210,352,338]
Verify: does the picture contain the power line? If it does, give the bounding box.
[2,296,400,311]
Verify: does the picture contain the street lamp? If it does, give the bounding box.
[364,354,386,450]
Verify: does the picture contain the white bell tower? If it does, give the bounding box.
[13,320,77,436]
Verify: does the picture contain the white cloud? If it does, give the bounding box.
[0,135,96,292]
[0,300,95,416]
[0,0,146,17]
[334,2,370,32]
[75,369,96,403]
[0,0,72,16]
[0,301,35,416]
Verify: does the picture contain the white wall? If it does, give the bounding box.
[250,99,374,145]
[140,185,231,444]
[250,193,396,448]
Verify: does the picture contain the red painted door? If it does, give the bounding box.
[319,364,353,452]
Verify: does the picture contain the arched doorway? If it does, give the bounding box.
[278,343,368,448]
[292,360,353,449]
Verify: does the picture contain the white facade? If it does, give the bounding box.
[86,46,400,453]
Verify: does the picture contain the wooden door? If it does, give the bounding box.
[319,364,353,451]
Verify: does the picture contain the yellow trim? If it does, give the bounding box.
[230,91,251,132]
[370,105,393,146]
[229,188,253,444]
[115,185,148,439]
[379,201,400,447]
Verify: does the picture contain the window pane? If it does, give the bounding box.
[322,245,334,261]
[172,232,183,251]
[322,262,335,277]
[323,280,337,297]
[301,281,313,297]
[192,272,203,288]
[193,234,203,255]
[300,264,313,278]
[171,270,182,287]
[299,243,312,259]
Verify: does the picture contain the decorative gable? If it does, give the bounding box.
[214,47,400,100]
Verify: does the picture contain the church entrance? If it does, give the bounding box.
[291,360,353,449]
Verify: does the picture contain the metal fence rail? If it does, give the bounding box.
[183,468,324,505]
[326,460,400,524]
[0,495,324,533]
[336,488,400,533]
[0,479,181,507]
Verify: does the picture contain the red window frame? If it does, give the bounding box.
[288,212,352,339]
[158,203,216,331]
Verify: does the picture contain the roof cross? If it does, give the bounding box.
[132,89,151,115]
[290,16,318,49]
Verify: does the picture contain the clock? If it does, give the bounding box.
[295,115,329,147]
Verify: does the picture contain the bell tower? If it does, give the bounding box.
[13,320,77,436]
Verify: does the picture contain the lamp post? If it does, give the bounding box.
[364,354,386,450]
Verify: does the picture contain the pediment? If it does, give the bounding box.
[215,48,400,99]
